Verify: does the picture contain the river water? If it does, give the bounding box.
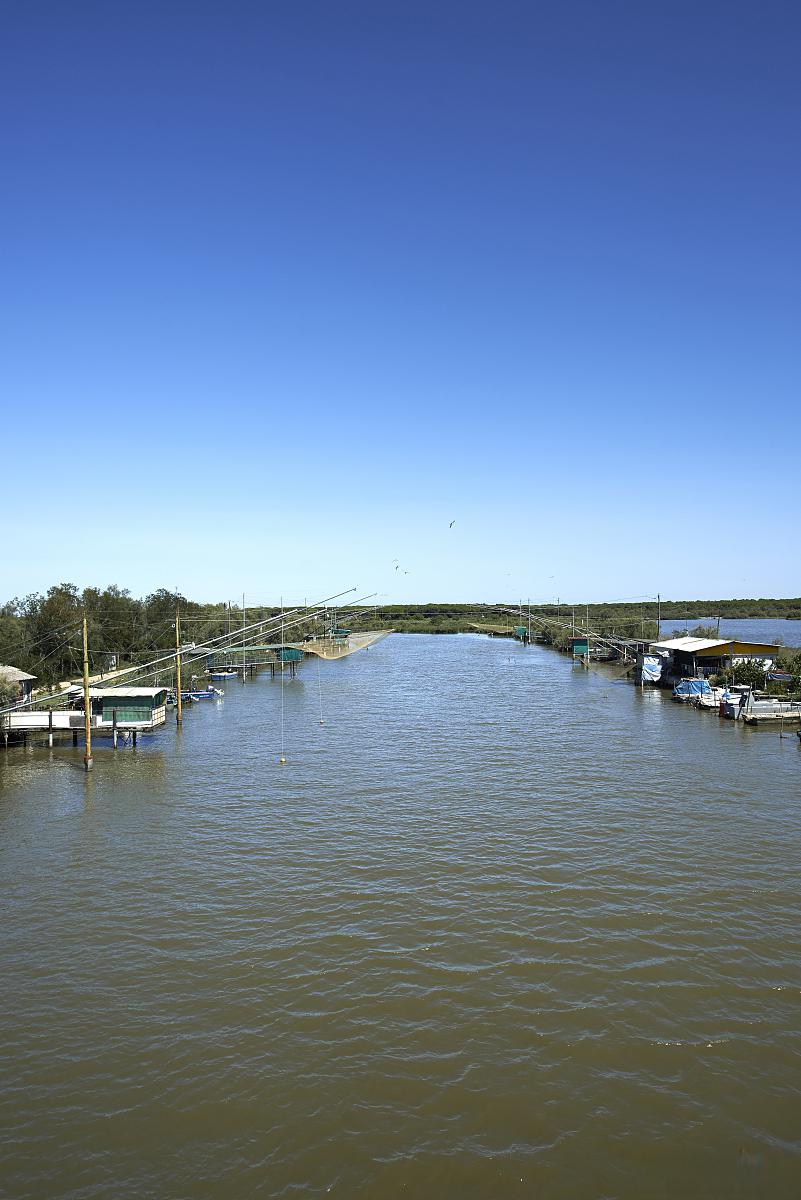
[658,617,801,646]
[1,634,800,1198]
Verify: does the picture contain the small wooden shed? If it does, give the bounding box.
[67,687,169,728]
[0,664,36,705]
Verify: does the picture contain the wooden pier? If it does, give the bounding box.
[2,687,168,750]
[468,622,516,637]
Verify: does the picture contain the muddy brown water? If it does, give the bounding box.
[1,634,800,1198]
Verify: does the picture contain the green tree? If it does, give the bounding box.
[727,660,767,689]
[0,675,21,707]
[22,584,83,684]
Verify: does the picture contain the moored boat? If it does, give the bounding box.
[741,689,801,725]
[672,678,711,703]
[720,685,751,719]
[166,687,224,705]
[696,685,729,710]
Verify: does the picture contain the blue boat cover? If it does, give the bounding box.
[673,679,711,698]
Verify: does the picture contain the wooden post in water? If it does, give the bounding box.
[82,615,93,771]
[113,708,118,749]
[242,592,246,682]
[585,604,590,668]
[175,606,183,727]
[279,597,286,764]
[48,707,53,748]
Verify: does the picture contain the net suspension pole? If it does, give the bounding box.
[175,605,183,725]
[317,653,324,725]
[242,592,246,682]
[279,597,286,764]
[82,614,93,771]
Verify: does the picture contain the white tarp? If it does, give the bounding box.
[641,654,663,683]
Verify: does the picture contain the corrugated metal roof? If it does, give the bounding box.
[651,636,779,654]
[0,664,37,681]
[67,685,167,698]
[95,687,168,698]
[651,637,729,652]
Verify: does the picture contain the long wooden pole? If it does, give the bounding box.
[175,605,183,725]
[585,603,590,668]
[82,615,93,771]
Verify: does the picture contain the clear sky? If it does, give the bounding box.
[2,1,799,606]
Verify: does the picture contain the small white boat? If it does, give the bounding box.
[696,686,728,710]
[741,689,801,725]
[720,685,752,719]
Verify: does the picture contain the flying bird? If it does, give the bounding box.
[395,564,399,571]
[449,520,455,528]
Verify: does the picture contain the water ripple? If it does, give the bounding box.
[2,634,801,1198]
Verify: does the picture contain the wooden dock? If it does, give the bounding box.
[468,622,515,637]
[2,705,167,748]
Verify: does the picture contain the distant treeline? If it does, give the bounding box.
[634,597,801,619]
[372,598,801,634]
[0,584,316,688]
[2,586,800,689]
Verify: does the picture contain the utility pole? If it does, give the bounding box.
[527,597,531,643]
[175,605,183,726]
[657,593,661,637]
[585,603,590,668]
[82,615,93,771]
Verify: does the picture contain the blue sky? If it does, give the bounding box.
[2,1,799,605]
